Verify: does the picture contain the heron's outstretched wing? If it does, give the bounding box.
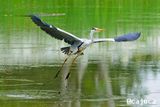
[30,15,82,45]
[93,32,141,43]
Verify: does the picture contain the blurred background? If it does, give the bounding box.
[0,0,160,107]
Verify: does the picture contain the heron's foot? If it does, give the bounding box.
[54,70,60,78]
[65,72,71,80]
[55,56,70,79]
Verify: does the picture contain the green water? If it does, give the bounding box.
[0,0,160,107]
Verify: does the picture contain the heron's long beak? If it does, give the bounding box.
[96,28,104,32]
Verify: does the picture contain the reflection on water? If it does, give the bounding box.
[0,43,160,106]
[1,0,160,107]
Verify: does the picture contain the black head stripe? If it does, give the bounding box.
[92,27,96,30]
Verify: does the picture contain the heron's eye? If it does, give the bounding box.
[92,27,96,30]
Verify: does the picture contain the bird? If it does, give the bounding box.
[29,15,141,79]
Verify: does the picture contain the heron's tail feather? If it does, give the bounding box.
[61,47,70,55]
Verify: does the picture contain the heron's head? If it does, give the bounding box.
[91,27,104,33]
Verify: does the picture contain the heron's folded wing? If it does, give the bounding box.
[30,15,82,45]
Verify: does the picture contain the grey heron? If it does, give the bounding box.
[29,15,141,79]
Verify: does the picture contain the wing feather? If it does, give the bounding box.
[93,32,141,43]
[93,38,115,43]
[30,15,82,45]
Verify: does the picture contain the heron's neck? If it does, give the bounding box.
[90,30,94,42]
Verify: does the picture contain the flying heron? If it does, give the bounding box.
[29,15,141,79]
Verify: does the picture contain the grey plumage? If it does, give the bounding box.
[30,15,82,45]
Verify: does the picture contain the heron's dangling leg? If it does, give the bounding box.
[65,54,81,79]
[55,55,71,78]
